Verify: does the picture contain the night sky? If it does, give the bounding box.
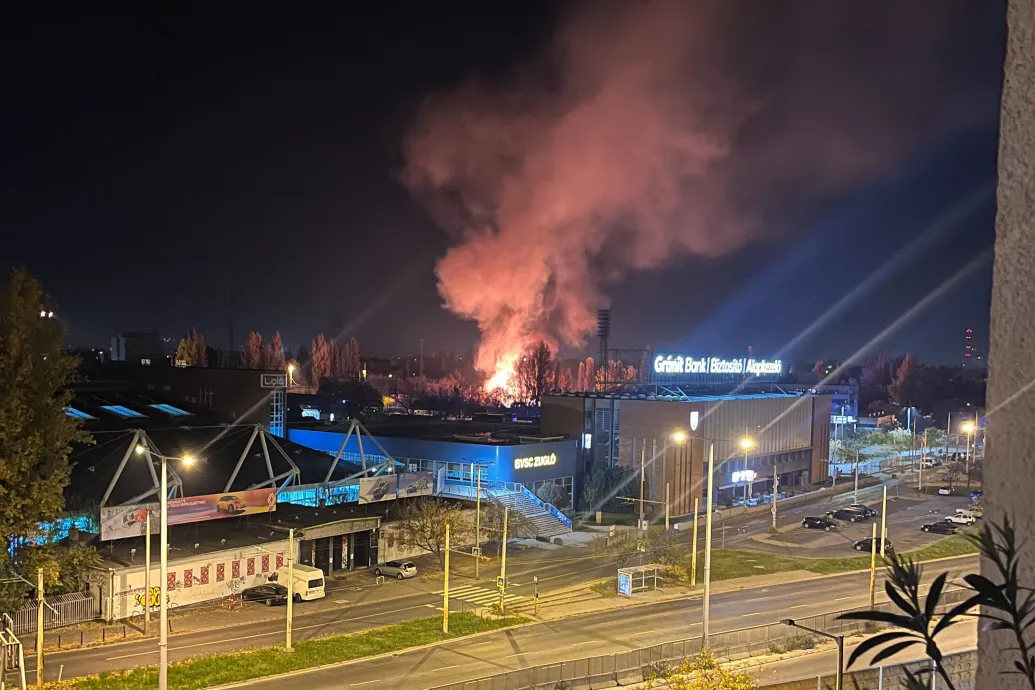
[0,2,1006,366]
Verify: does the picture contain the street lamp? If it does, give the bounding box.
[739,437,754,502]
[134,444,195,690]
[287,363,296,387]
[960,420,977,487]
[781,619,843,690]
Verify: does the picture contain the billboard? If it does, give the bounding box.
[101,488,277,541]
[358,475,397,504]
[397,472,433,498]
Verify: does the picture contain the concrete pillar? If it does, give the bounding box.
[980,1,1035,688]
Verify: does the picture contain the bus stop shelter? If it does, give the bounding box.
[617,564,663,597]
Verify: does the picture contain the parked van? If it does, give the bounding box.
[955,507,982,521]
[268,564,326,601]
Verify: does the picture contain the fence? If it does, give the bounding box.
[11,592,97,635]
[428,588,973,690]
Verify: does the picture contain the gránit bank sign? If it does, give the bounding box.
[653,355,783,378]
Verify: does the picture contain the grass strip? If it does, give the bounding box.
[690,534,979,582]
[47,613,526,690]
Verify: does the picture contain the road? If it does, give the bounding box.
[220,555,977,690]
[14,480,972,685]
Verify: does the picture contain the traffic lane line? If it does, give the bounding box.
[104,604,434,661]
[503,640,595,659]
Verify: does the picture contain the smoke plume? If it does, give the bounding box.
[402,0,998,386]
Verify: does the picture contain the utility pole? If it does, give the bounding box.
[639,439,646,530]
[944,412,951,458]
[880,486,888,558]
[474,465,481,580]
[854,450,860,504]
[144,511,151,636]
[771,467,779,531]
[690,497,699,588]
[664,482,670,531]
[703,443,715,646]
[869,523,878,608]
[498,507,508,615]
[442,522,450,634]
[286,529,294,651]
[159,453,169,690]
[36,568,43,689]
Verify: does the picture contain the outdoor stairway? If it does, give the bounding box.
[491,489,572,540]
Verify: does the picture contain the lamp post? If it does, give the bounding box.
[739,437,755,505]
[135,445,195,690]
[672,431,754,647]
[960,420,976,488]
[287,363,296,388]
[781,619,843,690]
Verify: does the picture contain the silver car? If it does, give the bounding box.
[374,560,417,580]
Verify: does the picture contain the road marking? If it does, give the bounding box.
[741,612,765,617]
[335,599,350,605]
[742,597,768,603]
[835,596,853,601]
[104,604,433,661]
[465,639,496,647]
[633,630,660,636]
[504,640,594,658]
[349,680,381,687]
[436,664,461,671]
[789,605,808,609]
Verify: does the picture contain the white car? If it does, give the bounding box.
[955,508,982,520]
[374,560,417,580]
[944,513,975,526]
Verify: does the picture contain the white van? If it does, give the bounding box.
[268,564,326,601]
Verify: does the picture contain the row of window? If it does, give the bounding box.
[65,403,192,421]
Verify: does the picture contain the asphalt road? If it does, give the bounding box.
[225,555,978,690]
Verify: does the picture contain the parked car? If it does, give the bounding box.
[937,487,954,496]
[944,513,976,526]
[847,504,879,517]
[969,490,984,501]
[921,521,959,535]
[215,495,247,514]
[802,516,837,531]
[853,537,894,555]
[241,583,288,606]
[374,560,417,580]
[826,509,868,522]
[268,564,326,601]
[955,508,982,520]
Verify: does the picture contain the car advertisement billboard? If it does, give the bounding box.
[358,475,398,504]
[100,488,277,541]
[397,472,433,498]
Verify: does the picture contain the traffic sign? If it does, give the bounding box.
[472,547,480,556]
[533,575,539,584]
[497,576,505,588]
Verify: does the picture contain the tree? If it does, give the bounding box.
[341,337,361,380]
[0,269,94,612]
[558,367,573,393]
[581,465,634,512]
[596,359,637,394]
[267,332,286,370]
[512,341,554,405]
[395,498,470,567]
[536,482,570,509]
[242,331,264,369]
[175,328,206,367]
[311,334,332,385]
[480,499,536,549]
[888,354,922,407]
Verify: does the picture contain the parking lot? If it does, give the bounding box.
[749,490,975,558]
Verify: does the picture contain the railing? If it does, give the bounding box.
[437,480,573,531]
[11,593,97,635]
[427,588,973,690]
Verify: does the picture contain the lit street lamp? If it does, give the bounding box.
[287,363,296,388]
[781,619,843,690]
[739,436,755,502]
[134,444,195,690]
[960,420,977,487]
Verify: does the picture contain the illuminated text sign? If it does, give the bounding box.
[731,470,757,483]
[653,355,782,377]
[514,453,558,470]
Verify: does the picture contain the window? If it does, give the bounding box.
[140,358,151,366]
[101,405,146,418]
[149,403,192,417]
[65,407,96,420]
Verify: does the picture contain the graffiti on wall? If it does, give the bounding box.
[135,587,161,609]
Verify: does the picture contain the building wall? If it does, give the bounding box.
[88,539,291,622]
[129,366,285,428]
[810,395,832,482]
[288,429,578,486]
[980,2,1033,687]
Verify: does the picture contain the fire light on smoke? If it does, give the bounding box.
[486,354,518,395]
[402,1,996,388]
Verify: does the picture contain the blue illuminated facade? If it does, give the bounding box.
[288,428,578,497]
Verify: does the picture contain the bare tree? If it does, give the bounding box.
[480,499,536,551]
[267,331,286,370]
[396,498,471,567]
[242,331,264,369]
[512,340,554,405]
[310,334,332,386]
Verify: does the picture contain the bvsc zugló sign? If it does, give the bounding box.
[514,453,557,470]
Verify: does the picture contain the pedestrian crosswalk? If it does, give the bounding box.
[435,584,525,608]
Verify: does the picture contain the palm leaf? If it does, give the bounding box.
[846,630,919,669]
[871,639,922,664]
[924,572,947,622]
[837,610,918,629]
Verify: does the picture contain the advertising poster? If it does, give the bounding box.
[101,488,277,541]
[397,472,433,498]
[358,475,398,504]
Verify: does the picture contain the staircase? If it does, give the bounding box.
[491,488,572,540]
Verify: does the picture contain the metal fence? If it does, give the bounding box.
[429,588,973,690]
[11,593,97,635]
